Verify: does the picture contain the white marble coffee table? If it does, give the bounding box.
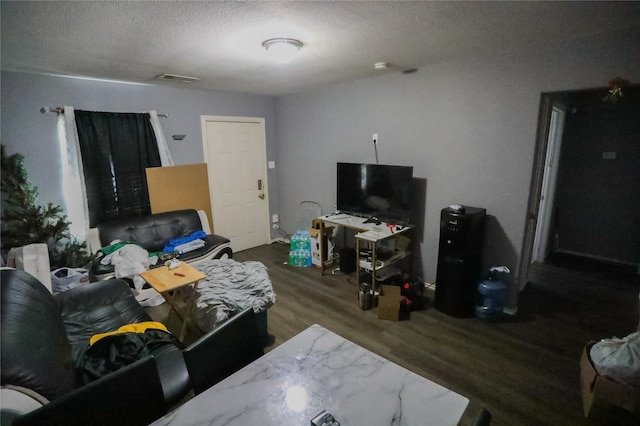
[152,324,468,425]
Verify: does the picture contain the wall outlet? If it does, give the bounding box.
[372,133,379,144]
[272,214,279,223]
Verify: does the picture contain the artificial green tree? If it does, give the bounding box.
[1,144,92,268]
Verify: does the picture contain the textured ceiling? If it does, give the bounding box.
[2,1,639,96]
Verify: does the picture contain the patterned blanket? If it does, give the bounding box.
[189,259,275,332]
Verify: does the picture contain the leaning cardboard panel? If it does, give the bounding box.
[580,343,640,421]
[146,164,214,232]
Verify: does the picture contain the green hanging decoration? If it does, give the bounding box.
[603,77,629,104]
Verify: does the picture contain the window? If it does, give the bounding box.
[74,111,161,226]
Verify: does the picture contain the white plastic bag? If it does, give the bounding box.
[51,267,90,294]
[590,332,640,388]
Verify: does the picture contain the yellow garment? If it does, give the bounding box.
[89,321,168,346]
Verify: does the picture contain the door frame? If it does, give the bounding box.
[200,115,271,249]
[532,103,566,262]
[517,94,554,293]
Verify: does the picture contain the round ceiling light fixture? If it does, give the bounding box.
[262,38,303,64]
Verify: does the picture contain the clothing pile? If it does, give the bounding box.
[98,241,164,307]
[162,231,207,255]
[81,322,183,383]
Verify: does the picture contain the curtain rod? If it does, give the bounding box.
[40,106,168,118]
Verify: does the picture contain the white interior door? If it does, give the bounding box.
[202,116,270,252]
[532,105,566,262]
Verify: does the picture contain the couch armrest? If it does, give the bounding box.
[86,227,102,255]
[1,269,79,401]
[12,357,166,426]
[197,209,212,234]
[0,385,48,423]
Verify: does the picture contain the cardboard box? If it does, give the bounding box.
[378,285,403,320]
[580,343,640,421]
[310,220,333,268]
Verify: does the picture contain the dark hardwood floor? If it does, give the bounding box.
[229,243,639,426]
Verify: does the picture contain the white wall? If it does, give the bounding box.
[273,32,640,310]
[2,31,638,311]
[0,72,278,229]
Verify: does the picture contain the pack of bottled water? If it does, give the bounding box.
[289,230,312,267]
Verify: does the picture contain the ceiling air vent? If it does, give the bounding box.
[155,73,201,84]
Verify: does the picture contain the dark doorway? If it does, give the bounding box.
[520,85,640,287]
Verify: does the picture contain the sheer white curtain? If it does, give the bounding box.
[58,106,89,241]
[148,110,174,166]
[57,108,174,241]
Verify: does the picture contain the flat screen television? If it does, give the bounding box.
[337,162,413,224]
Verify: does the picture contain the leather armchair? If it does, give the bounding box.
[0,269,190,415]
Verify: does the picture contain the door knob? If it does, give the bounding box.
[258,193,265,199]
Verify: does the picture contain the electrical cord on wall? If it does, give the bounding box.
[373,139,379,164]
[272,224,291,241]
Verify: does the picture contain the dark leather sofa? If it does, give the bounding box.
[0,268,190,420]
[88,208,232,279]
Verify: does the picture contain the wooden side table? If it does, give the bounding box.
[140,262,206,341]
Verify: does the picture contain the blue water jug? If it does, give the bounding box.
[476,266,510,321]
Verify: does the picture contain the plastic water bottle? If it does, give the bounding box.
[289,250,302,267]
[290,231,300,250]
[288,249,304,267]
[303,230,311,251]
[294,230,310,250]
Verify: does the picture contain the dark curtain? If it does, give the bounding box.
[75,111,161,227]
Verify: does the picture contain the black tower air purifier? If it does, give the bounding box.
[434,206,486,317]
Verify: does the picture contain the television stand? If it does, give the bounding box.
[316,213,414,310]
